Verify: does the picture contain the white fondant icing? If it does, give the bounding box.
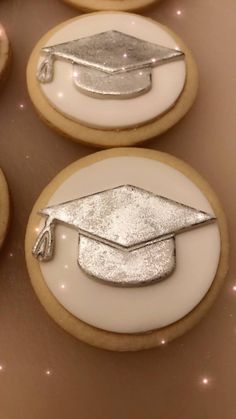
[35,156,221,334]
[38,13,187,129]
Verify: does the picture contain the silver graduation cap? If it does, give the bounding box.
[32,185,215,287]
[37,30,184,99]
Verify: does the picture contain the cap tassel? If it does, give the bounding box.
[32,218,56,262]
[37,55,55,83]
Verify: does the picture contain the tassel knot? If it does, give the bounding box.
[37,55,55,84]
[32,218,55,262]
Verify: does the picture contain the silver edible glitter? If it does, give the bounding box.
[32,185,216,287]
[78,236,176,287]
[73,66,152,99]
[37,30,184,99]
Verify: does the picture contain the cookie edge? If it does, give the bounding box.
[0,26,11,87]
[0,169,10,249]
[62,0,159,12]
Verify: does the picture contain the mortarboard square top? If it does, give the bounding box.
[37,30,184,98]
[33,185,215,287]
[40,31,183,75]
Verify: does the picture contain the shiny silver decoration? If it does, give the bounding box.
[32,185,216,287]
[72,67,152,99]
[33,217,56,262]
[37,30,184,99]
[78,236,176,286]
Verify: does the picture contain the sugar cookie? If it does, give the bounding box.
[63,0,159,12]
[25,148,229,351]
[0,25,11,87]
[27,13,198,147]
[0,169,10,249]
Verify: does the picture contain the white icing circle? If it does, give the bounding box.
[35,156,221,334]
[38,13,187,129]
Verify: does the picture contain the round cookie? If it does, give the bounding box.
[62,0,159,12]
[27,12,198,148]
[0,25,11,87]
[25,148,229,351]
[0,169,10,249]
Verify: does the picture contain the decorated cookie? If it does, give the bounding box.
[25,148,229,351]
[62,0,158,12]
[27,12,198,147]
[0,169,10,249]
[0,25,11,86]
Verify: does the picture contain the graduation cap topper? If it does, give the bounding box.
[37,30,185,99]
[32,185,215,287]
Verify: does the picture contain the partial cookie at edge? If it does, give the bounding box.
[0,25,11,87]
[62,0,159,12]
[0,169,10,249]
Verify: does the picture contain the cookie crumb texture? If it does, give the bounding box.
[63,0,159,12]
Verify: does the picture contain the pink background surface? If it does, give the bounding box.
[0,0,235,418]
